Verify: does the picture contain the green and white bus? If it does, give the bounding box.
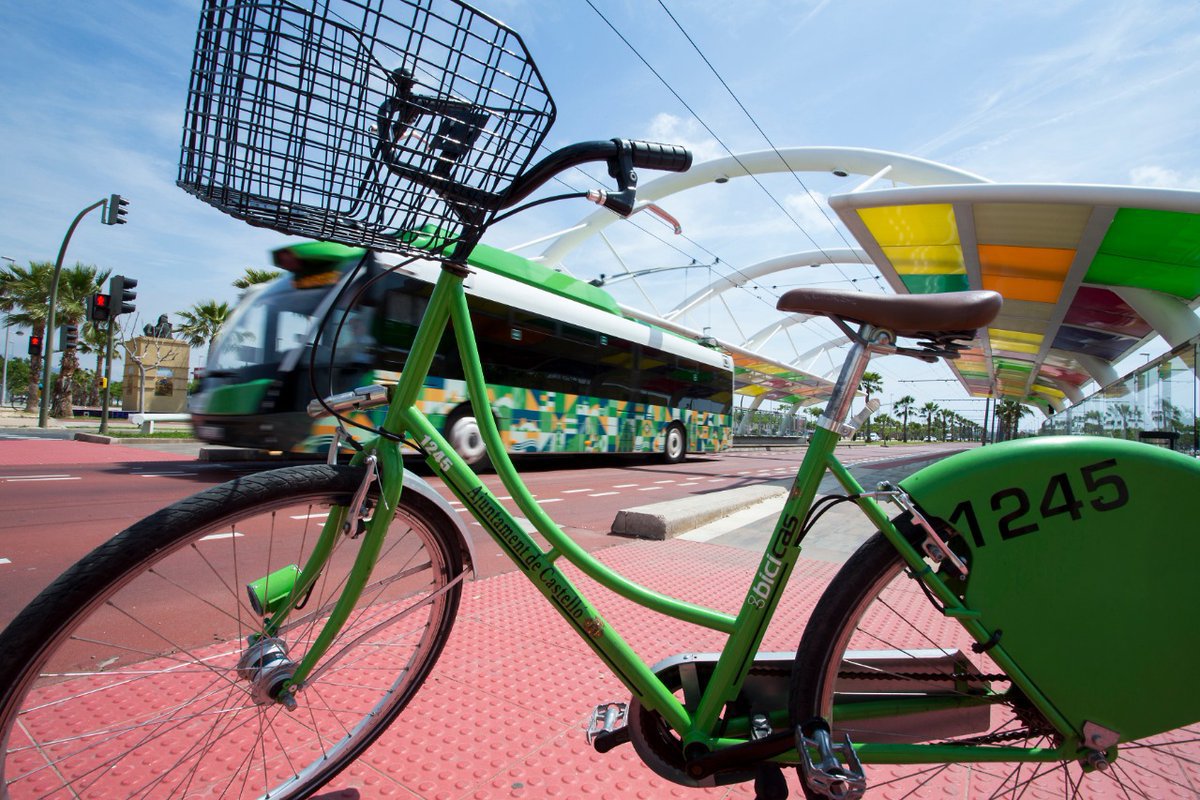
[190,241,734,465]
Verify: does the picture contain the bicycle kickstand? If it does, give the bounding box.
[797,719,866,800]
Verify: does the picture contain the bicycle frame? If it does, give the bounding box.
[268,262,1077,766]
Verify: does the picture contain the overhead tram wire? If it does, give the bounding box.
[656,0,881,290]
[583,0,871,293]
[514,162,787,316]
[537,165,789,310]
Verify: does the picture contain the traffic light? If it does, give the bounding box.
[109,274,137,316]
[28,333,43,357]
[87,292,111,322]
[103,194,129,225]
[59,324,79,351]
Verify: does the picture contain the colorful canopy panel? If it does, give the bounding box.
[732,355,831,403]
[832,184,1200,411]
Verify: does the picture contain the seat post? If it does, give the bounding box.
[818,324,885,436]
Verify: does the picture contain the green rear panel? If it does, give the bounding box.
[203,379,274,414]
[900,437,1200,743]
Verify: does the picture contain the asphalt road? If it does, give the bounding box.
[0,437,969,629]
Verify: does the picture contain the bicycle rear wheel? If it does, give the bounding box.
[0,464,464,799]
[790,519,1200,798]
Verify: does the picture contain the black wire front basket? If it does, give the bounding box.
[178,0,556,257]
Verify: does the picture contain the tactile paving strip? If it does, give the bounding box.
[12,535,1196,798]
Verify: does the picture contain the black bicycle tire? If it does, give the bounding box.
[788,516,1200,798]
[791,522,972,799]
[0,463,464,799]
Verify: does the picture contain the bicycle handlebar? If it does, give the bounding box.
[627,140,692,173]
[500,138,692,210]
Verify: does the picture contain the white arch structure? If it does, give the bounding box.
[665,248,867,321]
[537,147,990,401]
[538,146,989,269]
[531,147,996,418]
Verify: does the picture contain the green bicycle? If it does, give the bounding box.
[2,1,1198,798]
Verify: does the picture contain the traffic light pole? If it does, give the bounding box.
[99,319,115,434]
[38,198,107,428]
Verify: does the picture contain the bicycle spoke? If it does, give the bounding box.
[2,468,461,798]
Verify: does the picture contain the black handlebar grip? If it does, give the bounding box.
[626,140,692,173]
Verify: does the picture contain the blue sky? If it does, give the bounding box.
[3,1,1198,423]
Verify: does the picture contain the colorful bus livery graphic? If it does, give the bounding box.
[301,377,733,459]
[191,241,734,465]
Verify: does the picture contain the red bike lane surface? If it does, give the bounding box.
[0,438,193,466]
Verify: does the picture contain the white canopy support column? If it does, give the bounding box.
[735,394,766,435]
[1110,287,1200,348]
[1073,352,1120,388]
[1054,380,1085,405]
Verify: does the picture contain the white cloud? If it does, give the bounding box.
[1128,166,1200,190]
[643,113,725,164]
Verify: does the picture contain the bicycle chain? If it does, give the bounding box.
[838,670,1010,683]
[837,669,1062,748]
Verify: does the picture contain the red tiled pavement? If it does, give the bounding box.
[8,492,1196,798]
[315,537,1199,799]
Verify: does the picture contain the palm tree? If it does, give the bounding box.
[233,268,282,294]
[0,261,54,412]
[175,300,231,349]
[49,264,110,417]
[996,399,1034,441]
[859,371,883,441]
[78,319,122,407]
[920,402,940,441]
[801,405,824,436]
[1105,403,1142,441]
[873,412,897,442]
[893,395,915,442]
[938,408,954,441]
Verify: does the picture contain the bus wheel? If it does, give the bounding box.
[446,408,492,471]
[662,424,686,464]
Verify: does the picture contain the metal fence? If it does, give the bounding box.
[1040,338,1198,455]
[732,407,806,437]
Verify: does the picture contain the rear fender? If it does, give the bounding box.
[402,468,478,578]
[900,437,1200,743]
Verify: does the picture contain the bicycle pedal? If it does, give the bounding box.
[797,719,865,800]
[586,701,628,749]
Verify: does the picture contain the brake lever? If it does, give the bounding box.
[584,191,683,234]
[632,201,682,234]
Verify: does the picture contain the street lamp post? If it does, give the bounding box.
[2,324,24,406]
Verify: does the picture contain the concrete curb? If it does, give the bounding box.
[611,484,789,540]
[73,432,202,446]
[73,433,118,444]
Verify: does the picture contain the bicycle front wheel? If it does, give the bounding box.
[790,520,1200,798]
[0,464,464,799]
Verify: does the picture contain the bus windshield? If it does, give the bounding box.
[208,279,327,372]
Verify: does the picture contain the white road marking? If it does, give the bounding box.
[4,476,81,482]
[289,513,330,520]
[199,532,244,541]
[588,491,619,497]
[654,479,676,484]
[2,474,70,479]
[0,558,11,565]
[561,488,592,494]
[614,483,638,488]
[637,486,663,492]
